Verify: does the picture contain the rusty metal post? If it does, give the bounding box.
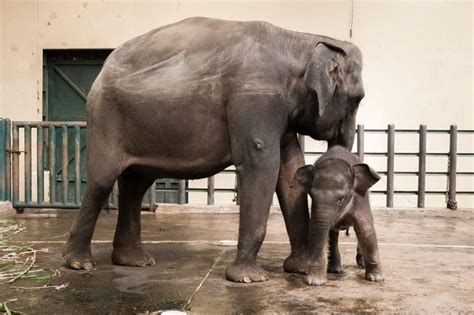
[37,125,44,205]
[207,176,215,205]
[386,124,395,208]
[112,181,119,209]
[149,181,156,211]
[357,124,364,161]
[24,126,32,205]
[49,126,56,205]
[12,125,19,205]
[5,119,11,201]
[417,125,426,208]
[298,134,305,154]
[0,119,10,201]
[447,125,458,210]
[178,179,185,204]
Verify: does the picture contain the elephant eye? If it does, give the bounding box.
[336,196,345,205]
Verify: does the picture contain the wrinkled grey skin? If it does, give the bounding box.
[293,146,384,286]
[62,17,365,283]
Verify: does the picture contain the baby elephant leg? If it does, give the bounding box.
[327,229,343,274]
[356,243,365,269]
[353,210,384,282]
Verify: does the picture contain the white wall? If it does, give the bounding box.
[1,0,473,208]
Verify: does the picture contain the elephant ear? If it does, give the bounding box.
[291,165,314,193]
[352,163,380,195]
[304,43,343,117]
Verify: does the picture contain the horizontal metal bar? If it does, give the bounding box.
[12,121,87,127]
[13,202,80,208]
[156,188,236,193]
[304,151,452,157]
[11,123,473,133]
[307,151,472,157]
[377,171,474,176]
[363,129,474,133]
[377,171,416,176]
[53,178,87,183]
[371,190,473,195]
[425,129,474,133]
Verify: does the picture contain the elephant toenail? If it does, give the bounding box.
[84,262,94,270]
[242,276,251,283]
[71,261,82,269]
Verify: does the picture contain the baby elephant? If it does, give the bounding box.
[293,146,384,286]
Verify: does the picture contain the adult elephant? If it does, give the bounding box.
[62,17,364,283]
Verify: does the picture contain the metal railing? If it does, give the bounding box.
[301,124,473,209]
[9,121,87,209]
[0,119,472,209]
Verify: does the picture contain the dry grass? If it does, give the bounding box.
[0,220,68,289]
[0,220,51,284]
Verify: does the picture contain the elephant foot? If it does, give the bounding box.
[356,254,365,269]
[327,263,344,274]
[306,272,327,286]
[62,240,96,270]
[365,270,384,282]
[225,263,269,283]
[112,246,156,267]
[283,255,308,274]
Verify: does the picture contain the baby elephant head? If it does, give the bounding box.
[293,158,379,220]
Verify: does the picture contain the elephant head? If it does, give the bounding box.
[291,40,364,150]
[293,158,379,222]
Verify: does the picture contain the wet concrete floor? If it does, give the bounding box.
[0,210,473,313]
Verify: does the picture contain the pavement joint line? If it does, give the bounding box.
[182,247,228,311]
[10,240,474,249]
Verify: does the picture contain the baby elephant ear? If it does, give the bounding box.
[291,165,314,193]
[352,163,380,195]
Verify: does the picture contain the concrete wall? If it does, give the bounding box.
[1,0,473,208]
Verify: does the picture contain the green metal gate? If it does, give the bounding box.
[4,121,191,209]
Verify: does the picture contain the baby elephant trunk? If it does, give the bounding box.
[306,208,333,286]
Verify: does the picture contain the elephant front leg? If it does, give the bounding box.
[224,96,286,283]
[327,229,343,274]
[225,163,280,283]
[353,209,384,282]
[276,132,309,274]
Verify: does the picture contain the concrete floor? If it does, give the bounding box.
[0,209,473,314]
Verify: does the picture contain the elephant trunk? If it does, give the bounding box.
[328,107,357,150]
[307,207,333,276]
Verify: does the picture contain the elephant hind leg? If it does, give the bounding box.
[63,150,127,270]
[112,170,156,267]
